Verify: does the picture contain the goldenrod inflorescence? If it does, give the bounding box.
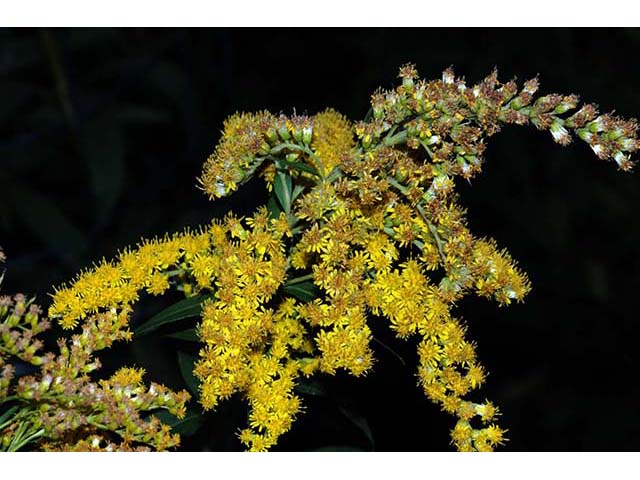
[0,247,190,451]
[42,64,638,451]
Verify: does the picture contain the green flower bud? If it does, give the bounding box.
[7,313,20,327]
[265,127,279,144]
[259,141,271,156]
[278,124,290,141]
[302,126,313,145]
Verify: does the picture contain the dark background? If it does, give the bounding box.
[1,28,640,451]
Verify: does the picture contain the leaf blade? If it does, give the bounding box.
[153,410,204,437]
[274,170,292,213]
[177,351,200,396]
[166,328,199,342]
[282,281,318,303]
[134,295,208,337]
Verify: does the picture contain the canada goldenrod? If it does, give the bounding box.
[40,64,638,452]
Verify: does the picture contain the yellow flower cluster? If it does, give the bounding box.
[199,111,275,198]
[2,251,189,451]
[50,227,215,329]
[193,63,634,450]
[49,210,313,451]
[310,109,355,176]
[46,63,637,452]
[191,213,290,410]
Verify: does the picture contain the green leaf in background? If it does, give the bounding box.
[282,280,318,303]
[294,379,327,397]
[266,194,282,220]
[79,118,125,221]
[274,169,292,214]
[0,82,37,126]
[291,184,305,203]
[177,351,200,396]
[166,328,199,342]
[0,406,20,430]
[285,161,319,177]
[8,179,88,262]
[152,410,204,437]
[134,295,208,337]
[339,405,375,450]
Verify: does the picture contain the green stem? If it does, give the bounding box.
[419,139,435,159]
[9,428,44,452]
[385,175,448,266]
[383,130,408,147]
[384,124,398,140]
[6,420,28,451]
[39,29,75,128]
[285,273,314,286]
[270,143,326,180]
[416,204,447,265]
[165,269,184,277]
[385,176,409,194]
[372,337,406,366]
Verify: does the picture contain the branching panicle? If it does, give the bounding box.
[39,64,637,452]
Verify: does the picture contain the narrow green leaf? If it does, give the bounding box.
[0,406,19,429]
[134,295,208,337]
[177,351,200,396]
[291,184,305,203]
[339,406,375,450]
[166,328,199,342]
[9,181,88,261]
[267,194,282,220]
[153,410,204,437]
[80,119,125,221]
[286,161,319,177]
[372,337,406,366]
[274,170,292,213]
[294,380,327,397]
[282,281,318,303]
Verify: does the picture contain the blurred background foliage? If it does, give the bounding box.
[1,28,640,451]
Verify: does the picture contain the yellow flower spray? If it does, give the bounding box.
[44,64,637,451]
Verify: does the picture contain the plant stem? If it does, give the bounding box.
[383,130,408,147]
[416,204,447,265]
[270,143,326,180]
[285,273,314,286]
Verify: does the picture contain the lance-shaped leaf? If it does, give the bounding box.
[274,169,293,213]
[134,295,208,337]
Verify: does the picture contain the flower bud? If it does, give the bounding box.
[510,98,522,110]
[550,121,570,146]
[277,124,290,141]
[7,313,20,327]
[302,126,313,145]
[587,116,606,133]
[258,141,271,156]
[265,127,279,145]
[577,129,593,142]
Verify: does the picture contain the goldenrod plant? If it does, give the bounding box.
[0,247,190,451]
[3,64,637,451]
